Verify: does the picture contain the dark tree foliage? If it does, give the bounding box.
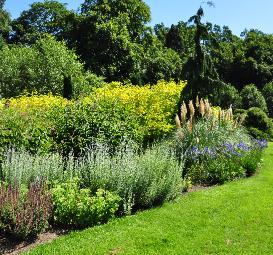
[63,76,73,100]
[166,25,184,55]
[0,0,4,10]
[180,7,225,106]
[262,82,273,118]
[209,28,273,90]
[154,23,169,45]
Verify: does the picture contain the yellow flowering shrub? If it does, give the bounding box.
[3,94,69,111]
[0,80,185,154]
[89,80,186,143]
[0,95,69,153]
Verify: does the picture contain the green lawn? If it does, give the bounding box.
[26,144,273,255]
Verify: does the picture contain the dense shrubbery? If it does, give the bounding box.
[0,81,184,154]
[185,140,266,184]
[244,107,273,139]
[0,0,270,243]
[0,36,102,98]
[78,143,183,213]
[175,98,266,185]
[234,107,273,140]
[1,143,183,215]
[216,83,242,109]
[0,89,267,240]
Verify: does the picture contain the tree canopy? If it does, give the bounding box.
[1,0,273,112]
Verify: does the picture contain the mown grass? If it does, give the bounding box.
[25,144,273,255]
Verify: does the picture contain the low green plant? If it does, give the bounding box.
[23,144,273,255]
[51,180,121,229]
[1,142,184,215]
[240,149,262,176]
[1,149,75,186]
[186,155,245,185]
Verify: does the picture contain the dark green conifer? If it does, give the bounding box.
[63,75,73,100]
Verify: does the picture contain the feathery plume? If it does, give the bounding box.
[199,98,205,117]
[180,101,187,124]
[188,100,195,119]
[195,95,200,108]
[175,114,181,129]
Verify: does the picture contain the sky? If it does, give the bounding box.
[4,0,273,36]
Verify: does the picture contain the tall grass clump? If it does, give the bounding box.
[175,98,267,185]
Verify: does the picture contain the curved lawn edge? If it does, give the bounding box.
[25,143,273,255]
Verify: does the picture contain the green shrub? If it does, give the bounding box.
[245,107,273,137]
[51,180,120,229]
[0,35,100,98]
[175,98,263,185]
[240,147,263,176]
[240,84,268,112]
[216,83,242,109]
[185,140,265,185]
[234,108,247,116]
[0,182,52,239]
[1,149,74,186]
[186,155,245,185]
[262,82,273,117]
[247,127,271,140]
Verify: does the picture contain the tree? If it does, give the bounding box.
[211,29,273,90]
[154,23,169,45]
[163,21,195,61]
[180,7,225,105]
[0,0,4,9]
[75,13,138,81]
[73,0,153,82]
[0,0,11,47]
[10,0,75,44]
[0,35,92,98]
[63,76,73,100]
[80,0,151,41]
[262,82,273,117]
[134,37,183,84]
[165,25,183,55]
